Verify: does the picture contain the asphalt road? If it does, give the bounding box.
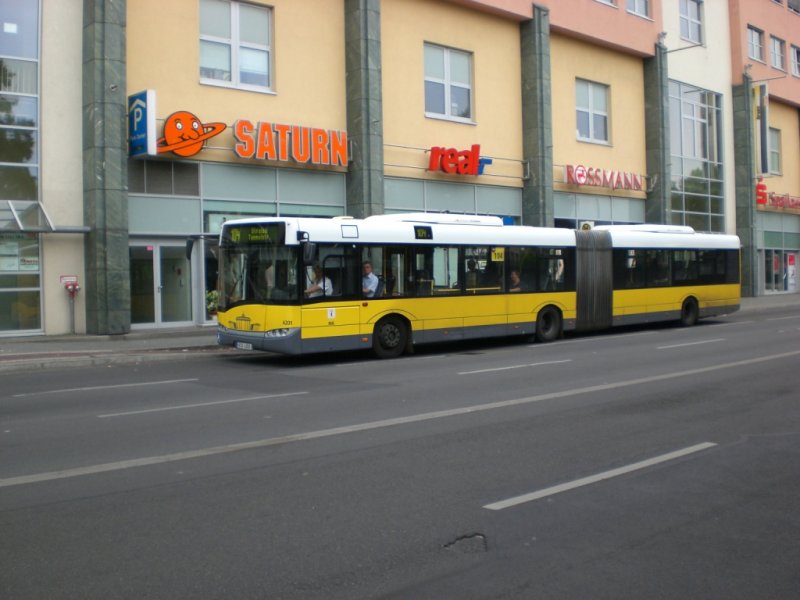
[2,308,799,599]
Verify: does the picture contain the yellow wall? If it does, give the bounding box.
[766,101,800,197]
[381,0,524,184]
[551,34,647,199]
[126,0,346,163]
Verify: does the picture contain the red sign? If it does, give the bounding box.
[766,192,800,210]
[755,178,768,205]
[428,144,491,175]
[566,164,644,191]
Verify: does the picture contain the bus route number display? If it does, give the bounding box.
[414,225,433,240]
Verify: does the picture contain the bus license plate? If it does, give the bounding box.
[235,341,253,351]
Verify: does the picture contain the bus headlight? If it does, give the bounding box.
[265,328,293,338]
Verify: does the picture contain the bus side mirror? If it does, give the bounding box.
[302,242,317,265]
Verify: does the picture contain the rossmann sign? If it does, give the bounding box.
[566,164,644,191]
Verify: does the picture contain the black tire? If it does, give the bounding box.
[680,298,699,327]
[535,306,562,343]
[373,316,408,358]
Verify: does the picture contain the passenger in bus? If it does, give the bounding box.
[362,261,379,297]
[466,259,479,289]
[304,264,332,298]
[509,269,522,292]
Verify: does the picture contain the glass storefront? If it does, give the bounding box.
[0,233,41,331]
[0,0,42,333]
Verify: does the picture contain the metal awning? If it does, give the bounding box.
[0,200,90,234]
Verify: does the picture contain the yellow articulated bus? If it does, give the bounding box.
[215,213,740,358]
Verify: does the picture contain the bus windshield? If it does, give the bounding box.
[218,224,299,309]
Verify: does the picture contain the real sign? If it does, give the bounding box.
[428,144,492,176]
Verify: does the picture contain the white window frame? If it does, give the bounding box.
[626,0,650,18]
[748,26,765,62]
[679,0,703,44]
[576,79,610,144]
[792,45,800,77]
[199,0,273,93]
[771,36,786,70]
[768,128,782,175]
[424,43,474,123]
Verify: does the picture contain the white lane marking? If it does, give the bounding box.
[459,359,572,375]
[97,391,309,418]
[657,338,725,350]
[767,315,800,321]
[483,442,717,511]
[12,378,200,398]
[526,330,657,348]
[3,349,799,489]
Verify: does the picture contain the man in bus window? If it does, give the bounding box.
[305,264,332,298]
[509,269,522,292]
[362,261,378,297]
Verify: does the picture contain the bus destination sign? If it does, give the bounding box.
[414,225,433,240]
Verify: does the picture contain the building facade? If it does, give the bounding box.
[0,0,797,337]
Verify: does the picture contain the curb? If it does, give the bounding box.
[0,346,232,373]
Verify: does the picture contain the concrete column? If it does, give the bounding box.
[344,0,384,218]
[520,4,553,227]
[732,75,759,298]
[643,42,671,225]
[82,0,130,334]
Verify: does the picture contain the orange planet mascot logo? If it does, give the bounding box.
[157,111,226,157]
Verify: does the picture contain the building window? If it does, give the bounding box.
[748,26,765,62]
[626,0,649,17]
[792,45,800,76]
[576,79,609,143]
[0,0,41,333]
[790,0,800,15]
[128,160,200,196]
[424,43,473,122]
[669,81,724,233]
[679,0,703,44]
[200,0,272,91]
[771,36,786,70]
[768,128,781,174]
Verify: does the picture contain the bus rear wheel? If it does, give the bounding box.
[373,316,407,358]
[535,306,562,343]
[680,298,699,327]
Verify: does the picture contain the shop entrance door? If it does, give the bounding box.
[130,243,193,327]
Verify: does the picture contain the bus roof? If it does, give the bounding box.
[221,215,740,250]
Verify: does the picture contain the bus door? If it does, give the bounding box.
[301,246,361,343]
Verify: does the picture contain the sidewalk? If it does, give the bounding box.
[1,293,797,373]
[0,326,228,373]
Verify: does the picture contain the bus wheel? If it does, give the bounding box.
[373,316,407,358]
[535,306,562,343]
[680,298,699,327]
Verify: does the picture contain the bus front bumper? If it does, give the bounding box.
[217,326,303,354]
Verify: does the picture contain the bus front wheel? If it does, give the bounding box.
[680,298,699,327]
[535,306,562,343]
[373,316,408,358]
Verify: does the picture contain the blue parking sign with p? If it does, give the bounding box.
[128,90,156,157]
